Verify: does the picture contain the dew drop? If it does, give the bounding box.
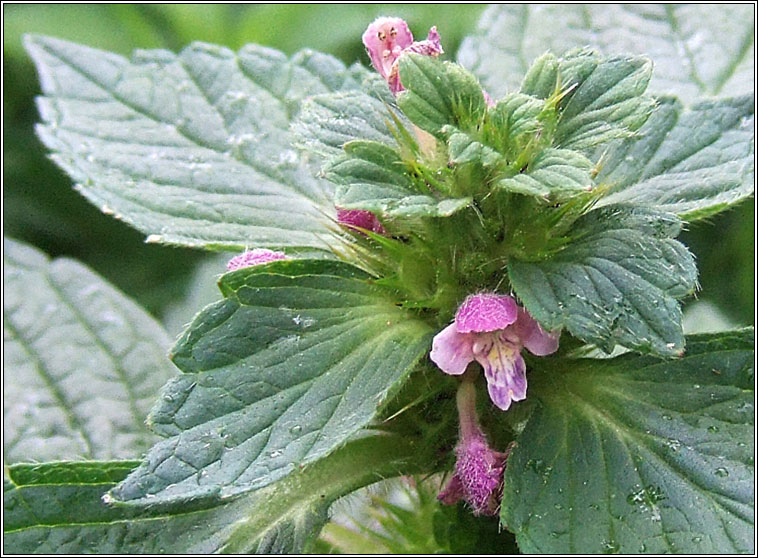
[289,425,302,434]
[713,467,729,478]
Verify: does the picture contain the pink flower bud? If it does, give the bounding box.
[336,208,386,235]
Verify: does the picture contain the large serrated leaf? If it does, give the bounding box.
[4,432,428,554]
[3,238,176,463]
[109,259,433,505]
[25,35,368,252]
[458,4,755,105]
[598,95,755,220]
[509,206,698,356]
[293,90,401,159]
[502,329,754,554]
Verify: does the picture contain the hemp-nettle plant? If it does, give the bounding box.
[5,5,755,555]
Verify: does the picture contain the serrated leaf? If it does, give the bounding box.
[446,128,502,167]
[494,148,594,199]
[598,95,755,220]
[330,140,472,218]
[520,52,559,99]
[4,432,429,554]
[294,90,401,159]
[509,205,698,356]
[25,35,368,252]
[109,259,433,505]
[458,4,755,105]
[502,329,754,554]
[554,50,655,150]
[397,54,486,137]
[3,238,176,463]
[219,433,433,553]
[489,93,545,148]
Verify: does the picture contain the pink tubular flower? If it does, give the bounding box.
[362,17,443,94]
[438,380,510,515]
[227,248,287,271]
[336,208,386,235]
[430,293,560,411]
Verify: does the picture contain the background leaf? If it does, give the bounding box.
[509,206,698,356]
[111,259,433,505]
[294,88,401,159]
[598,95,755,221]
[25,35,368,252]
[3,238,176,463]
[502,328,754,554]
[458,4,755,105]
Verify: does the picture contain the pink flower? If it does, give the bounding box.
[438,424,508,515]
[430,293,560,411]
[226,248,287,271]
[362,17,443,94]
[437,380,511,516]
[336,208,386,235]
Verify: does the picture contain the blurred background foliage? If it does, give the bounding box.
[3,3,754,329]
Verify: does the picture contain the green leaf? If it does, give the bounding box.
[397,53,486,137]
[458,4,755,105]
[110,259,433,505]
[329,140,472,218]
[294,90,402,159]
[446,128,502,167]
[495,148,594,199]
[25,35,367,252]
[520,52,559,99]
[3,238,176,463]
[598,95,755,220]
[489,93,546,150]
[553,51,655,150]
[219,433,434,553]
[502,329,754,554]
[4,431,430,554]
[509,205,698,356]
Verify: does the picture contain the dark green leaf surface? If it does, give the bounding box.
[25,35,367,252]
[110,260,433,505]
[502,329,754,554]
[598,95,755,220]
[459,5,755,105]
[509,206,697,356]
[3,238,176,463]
[4,432,426,554]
